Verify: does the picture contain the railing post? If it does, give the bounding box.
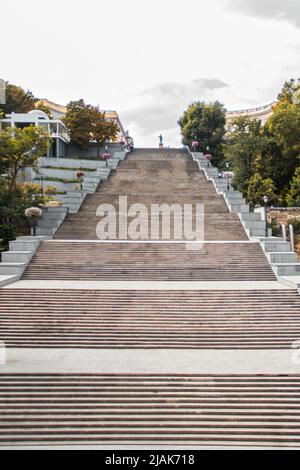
[289,224,295,252]
[281,224,287,241]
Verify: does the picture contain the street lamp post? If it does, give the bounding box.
[263,195,269,237]
[40,175,44,204]
[79,164,83,190]
[225,163,230,191]
[31,195,37,236]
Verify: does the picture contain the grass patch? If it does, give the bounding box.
[34,177,79,184]
[40,166,96,172]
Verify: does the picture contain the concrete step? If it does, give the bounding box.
[228,203,250,214]
[65,191,84,198]
[0,275,19,286]
[272,263,300,276]
[41,212,66,221]
[37,219,62,229]
[0,289,299,349]
[268,252,298,263]
[240,213,262,222]
[35,227,57,236]
[52,149,249,242]
[248,228,272,237]
[63,197,84,205]
[46,207,68,213]
[1,251,33,263]
[9,240,40,252]
[227,198,246,206]
[261,241,292,253]
[225,191,244,198]
[244,221,266,230]
[23,241,276,281]
[1,373,300,446]
[0,262,27,275]
[62,203,82,211]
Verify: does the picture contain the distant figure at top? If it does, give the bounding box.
[159,134,163,148]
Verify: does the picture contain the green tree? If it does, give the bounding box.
[90,108,119,157]
[63,99,93,149]
[0,83,36,115]
[0,126,51,194]
[266,100,300,154]
[178,101,226,165]
[277,78,299,104]
[286,167,300,207]
[223,116,271,193]
[263,100,300,192]
[247,173,278,207]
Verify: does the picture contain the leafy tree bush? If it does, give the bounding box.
[286,167,300,207]
[0,126,51,194]
[0,83,36,114]
[0,126,51,250]
[89,107,119,157]
[223,117,272,194]
[178,101,226,165]
[63,99,93,149]
[247,173,278,208]
[64,100,119,153]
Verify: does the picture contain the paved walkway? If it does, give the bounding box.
[1,348,300,374]
[5,280,291,290]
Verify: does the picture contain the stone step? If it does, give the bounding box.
[268,252,298,263]
[1,251,33,263]
[0,289,299,349]
[1,373,300,446]
[41,212,66,221]
[65,190,85,197]
[272,263,300,276]
[228,203,250,214]
[0,262,27,276]
[37,220,62,229]
[23,241,276,281]
[62,203,82,211]
[261,241,292,253]
[240,213,262,222]
[248,228,272,238]
[0,275,19,287]
[9,240,40,252]
[244,221,266,230]
[35,227,57,236]
[63,197,85,205]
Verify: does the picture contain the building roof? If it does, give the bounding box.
[226,101,277,122]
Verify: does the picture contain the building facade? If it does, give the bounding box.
[225,101,277,132]
[0,109,69,157]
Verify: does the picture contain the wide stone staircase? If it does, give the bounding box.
[54,149,247,241]
[1,148,300,449]
[0,288,300,349]
[1,374,300,447]
[23,241,275,281]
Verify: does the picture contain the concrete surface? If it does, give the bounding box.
[3,280,292,290]
[1,349,300,374]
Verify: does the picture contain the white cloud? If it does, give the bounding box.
[122,78,228,146]
[225,0,300,27]
[1,0,300,146]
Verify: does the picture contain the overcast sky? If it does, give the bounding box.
[1,0,299,147]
